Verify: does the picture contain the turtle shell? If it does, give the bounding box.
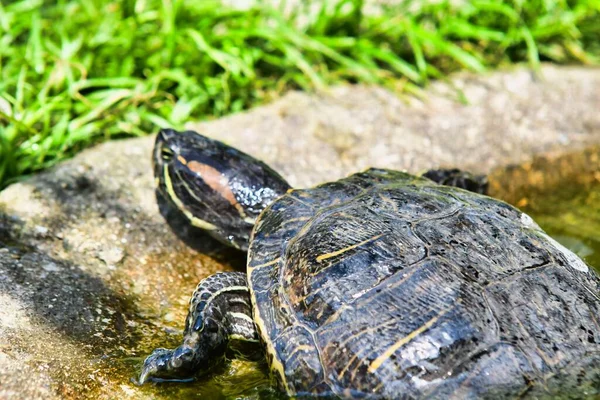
[247,169,600,398]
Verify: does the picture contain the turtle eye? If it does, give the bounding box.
[161,146,174,162]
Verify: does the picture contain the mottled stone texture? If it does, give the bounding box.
[1,65,600,399]
[188,64,600,188]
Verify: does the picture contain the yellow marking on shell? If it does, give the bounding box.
[247,272,292,395]
[323,304,350,326]
[296,219,316,238]
[287,344,315,359]
[248,257,281,271]
[327,318,397,367]
[154,177,160,188]
[295,258,420,308]
[163,165,218,230]
[281,216,310,228]
[338,350,363,381]
[367,309,449,373]
[372,381,385,393]
[315,306,327,321]
[329,198,342,207]
[316,234,384,262]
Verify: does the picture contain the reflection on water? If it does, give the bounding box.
[126,358,281,400]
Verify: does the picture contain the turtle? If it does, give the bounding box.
[138,129,600,398]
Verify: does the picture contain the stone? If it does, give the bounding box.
[1,64,600,399]
[188,64,600,188]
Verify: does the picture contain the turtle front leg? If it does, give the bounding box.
[139,272,258,383]
[422,168,489,195]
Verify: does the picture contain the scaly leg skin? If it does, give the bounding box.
[139,272,258,383]
[422,168,489,195]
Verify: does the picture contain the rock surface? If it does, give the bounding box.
[1,64,600,399]
[189,64,600,188]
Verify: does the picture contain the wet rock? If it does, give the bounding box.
[97,246,125,266]
[1,64,600,399]
[0,143,242,398]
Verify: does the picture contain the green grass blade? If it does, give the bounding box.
[0,0,599,188]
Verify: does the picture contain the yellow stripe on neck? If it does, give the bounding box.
[163,165,218,231]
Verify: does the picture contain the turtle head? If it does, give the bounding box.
[153,129,291,250]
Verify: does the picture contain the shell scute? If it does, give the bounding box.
[413,208,555,284]
[247,169,600,397]
[272,325,324,394]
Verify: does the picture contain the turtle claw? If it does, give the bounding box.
[138,345,200,384]
[138,348,174,384]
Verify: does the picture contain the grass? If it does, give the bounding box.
[0,0,599,189]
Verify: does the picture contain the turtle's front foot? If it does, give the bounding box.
[138,272,258,385]
[138,346,195,384]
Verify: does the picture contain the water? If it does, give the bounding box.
[122,359,280,399]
